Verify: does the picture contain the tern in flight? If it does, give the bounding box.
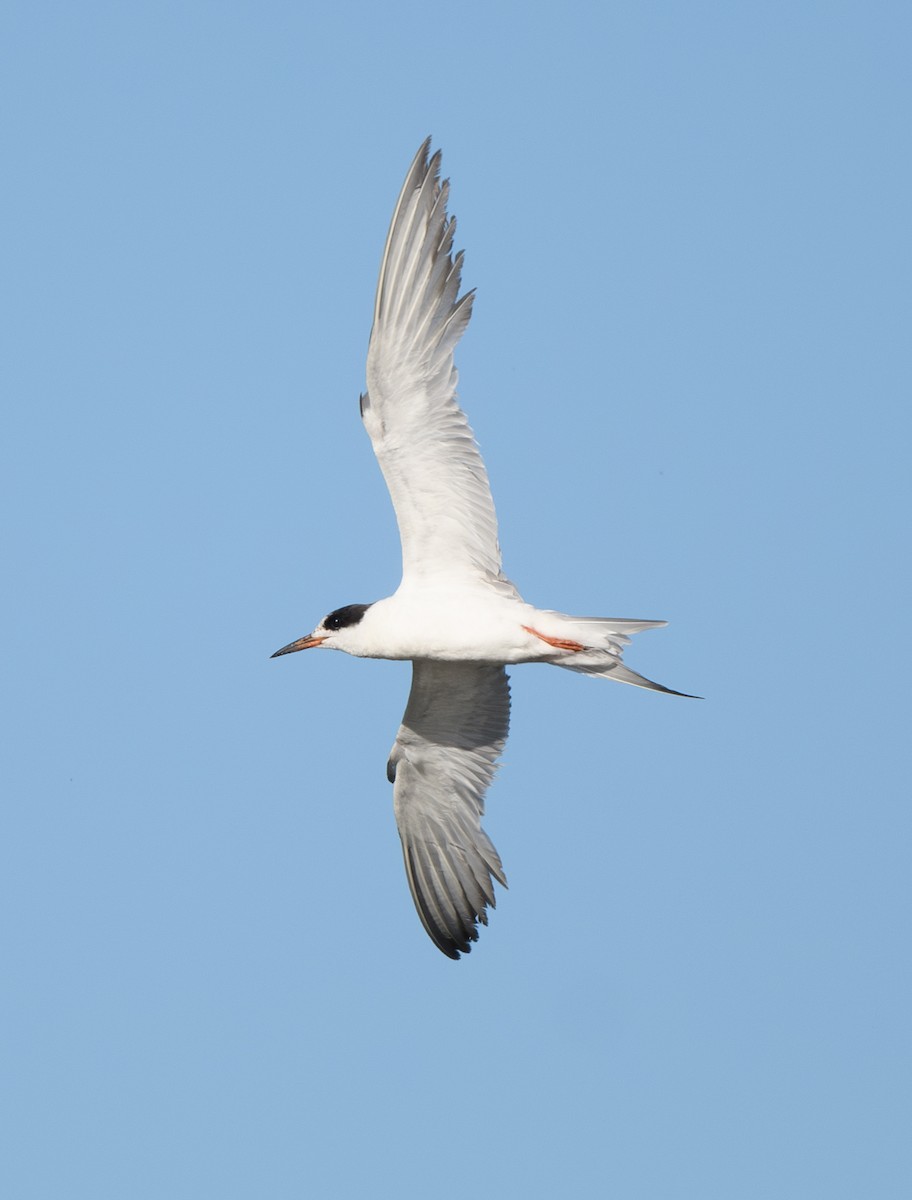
[273,139,693,959]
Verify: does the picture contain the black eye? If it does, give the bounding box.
[323,603,371,632]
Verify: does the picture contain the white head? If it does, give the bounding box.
[271,603,373,658]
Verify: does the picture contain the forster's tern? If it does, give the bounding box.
[273,139,693,959]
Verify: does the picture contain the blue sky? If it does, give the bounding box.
[2,2,910,1196]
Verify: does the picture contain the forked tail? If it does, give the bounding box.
[546,615,699,697]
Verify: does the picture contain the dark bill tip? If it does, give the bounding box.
[270,634,326,658]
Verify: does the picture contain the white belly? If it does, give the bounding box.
[356,587,548,663]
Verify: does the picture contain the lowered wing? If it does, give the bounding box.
[387,660,510,958]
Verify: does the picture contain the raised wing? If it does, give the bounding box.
[387,661,510,959]
[362,139,507,587]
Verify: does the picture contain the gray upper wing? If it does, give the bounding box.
[387,660,510,959]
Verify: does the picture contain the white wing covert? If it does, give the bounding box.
[387,661,510,958]
[362,139,509,587]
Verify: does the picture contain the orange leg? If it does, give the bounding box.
[522,625,585,653]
